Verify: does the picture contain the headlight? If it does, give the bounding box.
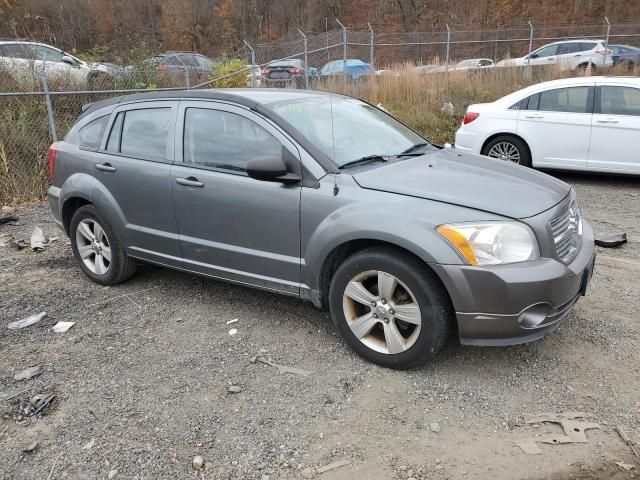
[436,222,539,266]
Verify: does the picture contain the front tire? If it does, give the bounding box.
[328,248,452,369]
[70,205,136,285]
[482,135,531,167]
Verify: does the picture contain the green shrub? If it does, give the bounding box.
[209,58,249,88]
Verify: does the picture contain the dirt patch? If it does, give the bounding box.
[1,172,639,479]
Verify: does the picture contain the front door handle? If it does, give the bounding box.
[596,117,619,124]
[525,113,544,119]
[95,163,116,172]
[176,176,204,187]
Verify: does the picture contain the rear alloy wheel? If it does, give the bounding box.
[70,205,137,285]
[329,248,452,369]
[482,135,531,167]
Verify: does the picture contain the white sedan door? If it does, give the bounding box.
[517,85,594,169]
[588,84,640,174]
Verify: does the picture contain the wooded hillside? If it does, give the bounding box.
[1,0,638,60]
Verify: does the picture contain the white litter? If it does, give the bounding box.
[52,321,75,333]
[8,312,47,330]
[226,318,239,325]
[30,227,47,251]
[228,328,238,336]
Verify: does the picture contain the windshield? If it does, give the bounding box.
[271,96,429,167]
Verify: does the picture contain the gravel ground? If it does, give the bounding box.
[1,172,639,480]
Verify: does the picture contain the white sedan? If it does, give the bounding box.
[455,76,640,175]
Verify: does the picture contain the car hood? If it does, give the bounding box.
[351,149,570,219]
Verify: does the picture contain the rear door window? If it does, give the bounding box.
[579,42,597,51]
[105,108,172,162]
[557,43,582,55]
[2,43,32,59]
[538,87,590,113]
[600,86,640,116]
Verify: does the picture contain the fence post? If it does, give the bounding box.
[298,28,309,89]
[368,23,374,68]
[183,65,191,89]
[244,40,257,87]
[527,21,534,65]
[336,18,348,87]
[603,16,611,66]
[445,24,451,73]
[40,56,57,143]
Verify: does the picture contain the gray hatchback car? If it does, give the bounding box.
[48,89,596,369]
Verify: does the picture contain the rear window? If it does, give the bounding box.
[106,108,171,162]
[580,42,597,51]
[78,115,109,150]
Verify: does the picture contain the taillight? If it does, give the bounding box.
[595,48,612,56]
[47,142,59,180]
[261,68,270,75]
[159,64,169,72]
[289,67,302,74]
[463,112,480,124]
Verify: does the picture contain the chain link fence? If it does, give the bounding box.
[2,19,640,204]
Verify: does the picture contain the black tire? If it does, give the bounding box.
[577,62,596,73]
[328,247,453,369]
[482,135,532,167]
[70,205,137,286]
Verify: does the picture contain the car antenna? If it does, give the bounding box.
[329,95,339,196]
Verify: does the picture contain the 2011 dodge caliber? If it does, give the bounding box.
[48,89,596,369]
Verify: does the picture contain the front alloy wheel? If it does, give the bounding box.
[343,270,421,354]
[329,247,452,369]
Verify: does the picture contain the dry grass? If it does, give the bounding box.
[317,64,579,144]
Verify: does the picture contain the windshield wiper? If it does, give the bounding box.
[338,155,389,170]
[397,142,431,156]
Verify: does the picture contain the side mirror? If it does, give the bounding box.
[62,55,75,65]
[529,53,539,59]
[246,155,301,184]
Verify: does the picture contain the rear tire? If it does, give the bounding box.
[70,205,137,286]
[482,135,532,167]
[328,247,452,369]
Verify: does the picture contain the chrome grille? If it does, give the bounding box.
[550,200,582,263]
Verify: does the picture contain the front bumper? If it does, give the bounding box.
[431,220,595,346]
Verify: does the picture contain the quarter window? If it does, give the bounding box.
[106,108,171,162]
[183,108,282,172]
[600,86,640,116]
[78,115,109,150]
[538,87,590,113]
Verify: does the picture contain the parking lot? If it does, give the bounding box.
[1,171,639,480]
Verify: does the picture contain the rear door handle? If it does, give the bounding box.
[176,176,204,188]
[525,113,544,119]
[596,117,619,123]
[95,163,116,172]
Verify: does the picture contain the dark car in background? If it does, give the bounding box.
[320,59,374,80]
[610,44,640,68]
[145,52,214,80]
[261,59,317,87]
